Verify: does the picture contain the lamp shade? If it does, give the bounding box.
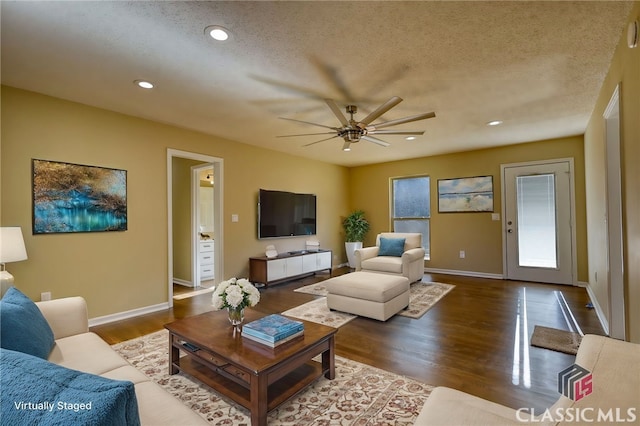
[0,227,28,263]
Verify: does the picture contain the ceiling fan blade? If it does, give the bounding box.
[367,130,425,135]
[357,96,403,127]
[279,116,339,131]
[277,132,336,138]
[373,112,436,130]
[324,99,349,127]
[302,135,340,147]
[361,135,390,147]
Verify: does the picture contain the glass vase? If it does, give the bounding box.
[227,306,245,327]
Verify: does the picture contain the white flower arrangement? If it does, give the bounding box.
[211,277,260,310]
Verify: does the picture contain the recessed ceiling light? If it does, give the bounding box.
[134,80,154,89]
[405,136,416,141]
[205,25,230,41]
[487,120,503,126]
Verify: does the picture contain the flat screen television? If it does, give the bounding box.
[258,189,316,239]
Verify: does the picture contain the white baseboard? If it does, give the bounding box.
[584,283,610,336]
[424,268,504,280]
[173,278,194,287]
[88,302,169,327]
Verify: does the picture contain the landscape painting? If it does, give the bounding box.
[438,176,493,213]
[32,159,127,234]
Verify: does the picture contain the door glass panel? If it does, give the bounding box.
[516,174,557,268]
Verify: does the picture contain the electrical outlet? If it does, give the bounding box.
[231,214,239,222]
[459,250,465,259]
[41,292,52,301]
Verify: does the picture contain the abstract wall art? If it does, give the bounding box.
[437,175,494,213]
[32,159,127,234]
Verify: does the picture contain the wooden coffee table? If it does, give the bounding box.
[165,309,337,426]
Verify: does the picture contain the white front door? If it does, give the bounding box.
[502,160,575,285]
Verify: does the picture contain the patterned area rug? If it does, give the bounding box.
[112,330,433,425]
[294,280,455,319]
[282,298,357,328]
[530,325,583,355]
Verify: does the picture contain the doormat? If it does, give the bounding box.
[530,325,582,355]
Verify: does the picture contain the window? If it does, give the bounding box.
[391,175,430,259]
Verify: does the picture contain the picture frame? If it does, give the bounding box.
[32,159,127,234]
[438,175,493,213]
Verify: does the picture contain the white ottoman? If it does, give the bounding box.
[325,272,410,321]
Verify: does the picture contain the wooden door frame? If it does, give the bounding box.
[167,149,224,307]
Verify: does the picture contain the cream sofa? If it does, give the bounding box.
[355,232,425,283]
[36,296,208,425]
[415,334,640,425]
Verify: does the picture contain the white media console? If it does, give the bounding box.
[249,249,332,287]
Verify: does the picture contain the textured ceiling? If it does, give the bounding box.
[1,1,634,167]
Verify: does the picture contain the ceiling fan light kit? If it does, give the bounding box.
[278,96,436,152]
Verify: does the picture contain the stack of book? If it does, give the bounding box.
[242,314,304,347]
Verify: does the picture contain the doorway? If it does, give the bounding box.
[194,164,215,289]
[502,159,576,285]
[167,149,224,307]
[604,84,625,340]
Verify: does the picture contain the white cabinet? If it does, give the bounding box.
[267,256,303,281]
[302,251,332,273]
[266,258,287,281]
[250,250,332,287]
[199,240,214,281]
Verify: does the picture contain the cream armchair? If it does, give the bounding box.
[354,232,425,283]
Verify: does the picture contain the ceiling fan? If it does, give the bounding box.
[277,96,435,151]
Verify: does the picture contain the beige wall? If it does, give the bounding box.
[349,136,588,280]
[584,2,640,342]
[1,87,350,318]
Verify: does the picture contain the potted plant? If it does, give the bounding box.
[342,210,370,268]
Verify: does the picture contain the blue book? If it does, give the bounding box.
[242,329,304,347]
[242,324,303,342]
[242,314,304,342]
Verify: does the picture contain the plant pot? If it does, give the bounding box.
[345,241,363,268]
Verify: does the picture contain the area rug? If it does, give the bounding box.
[295,280,455,319]
[530,325,583,355]
[112,329,433,425]
[282,298,357,328]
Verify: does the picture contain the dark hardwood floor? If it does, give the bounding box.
[92,268,604,413]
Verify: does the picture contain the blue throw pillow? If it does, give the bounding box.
[0,286,55,359]
[378,237,406,257]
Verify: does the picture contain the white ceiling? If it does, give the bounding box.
[1,1,634,167]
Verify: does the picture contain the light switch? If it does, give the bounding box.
[491,213,500,221]
[231,214,239,222]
